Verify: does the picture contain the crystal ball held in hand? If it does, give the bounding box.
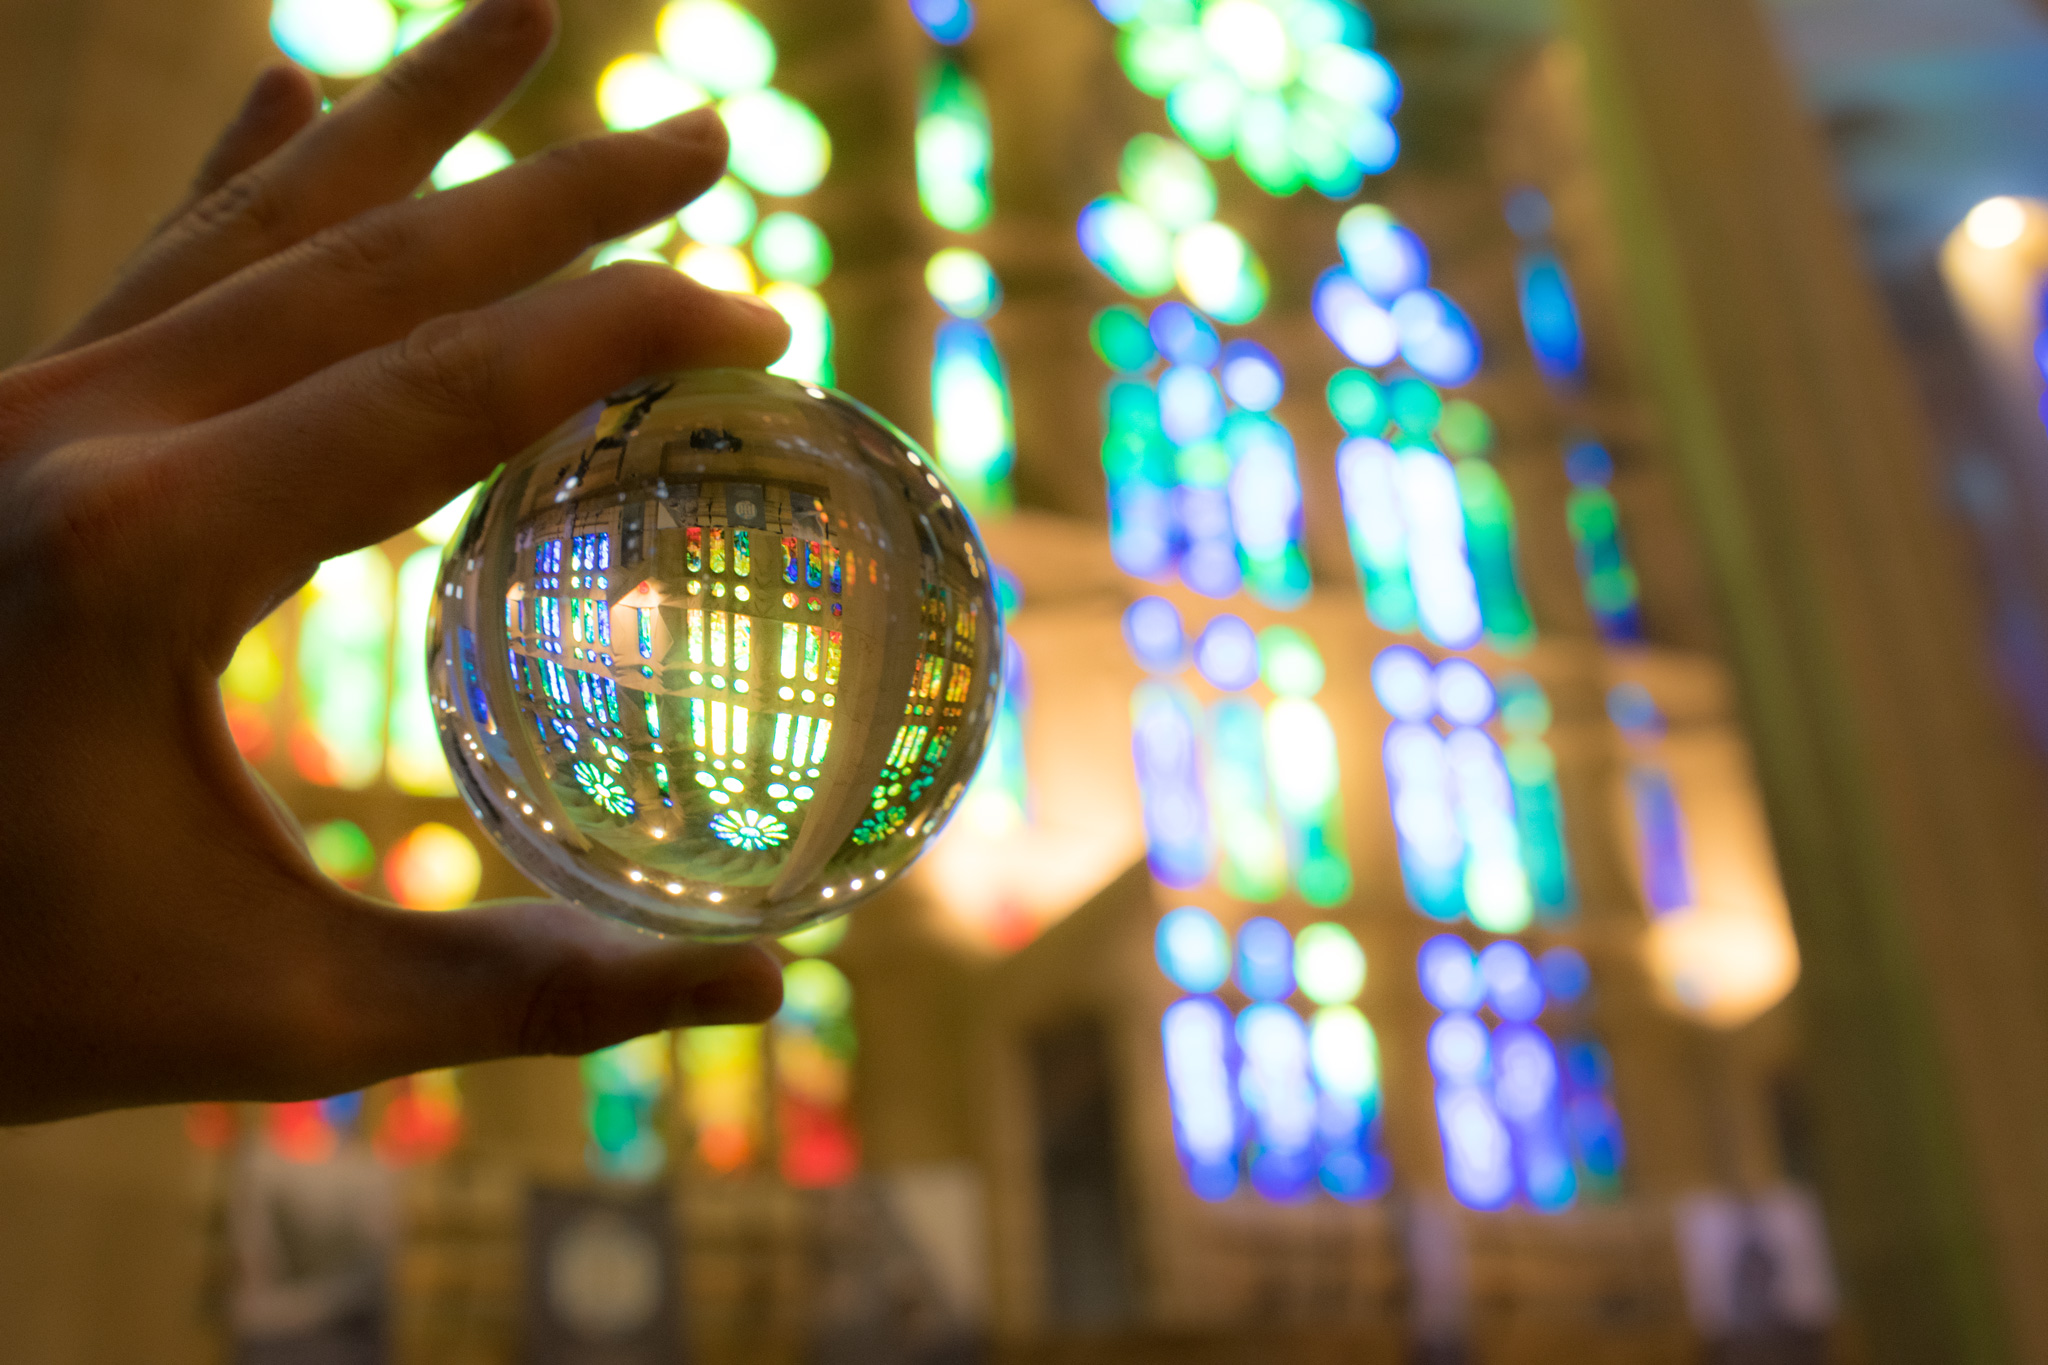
[425,370,1002,940]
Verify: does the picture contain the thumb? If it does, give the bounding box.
[337,897,784,1080]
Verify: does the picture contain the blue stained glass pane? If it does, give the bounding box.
[1235,917,1295,1002]
[1159,365,1226,445]
[1437,1082,1514,1211]
[1566,438,1614,488]
[1515,251,1585,385]
[1163,996,1240,1199]
[1419,935,1483,1011]
[1370,646,1434,721]
[1308,1006,1389,1201]
[1539,947,1591,1006]
[1131,682,1211,886]
[1219,340,1283,412]
[1224,412,1310,609]
[320,1091,364,1131]
[458,627,490,726]
[1156,906,1231,993]
[1392,289,1482,387]
[1433,657,1495,726]
[909,0,974,42]
[1606,683,1663,738]
[1122,596,1186,672]
[1237,1002,1318,1200]
[1386,723,1465,918]
[1338,208,1429,301]
[1630,767,1694,912]
[1313,268,1399,368]
[1494,1022,1576,1211]
[1194,614,1260,690]
[1149,302,1220,368]
[1479,941,1544,1022]
[1208,699,1287,902]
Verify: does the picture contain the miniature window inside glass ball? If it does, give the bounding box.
[426,369,1002,940]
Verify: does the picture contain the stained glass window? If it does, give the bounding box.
[582,1034,674,1182]
[1157,910,1388,1202]
[1373,647,1532,932]
[775,959,860,1187]
[1565,440,1644,644]
[294,549,392,789]
[680,1025,765,1174]
[1419,935,1620,1211]
[1609,684,1696,914]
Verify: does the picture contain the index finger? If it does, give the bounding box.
[150,263,791,643]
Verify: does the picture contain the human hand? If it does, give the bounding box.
[0,0,790,1124]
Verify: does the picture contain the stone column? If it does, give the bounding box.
[1561,0,2048,1360]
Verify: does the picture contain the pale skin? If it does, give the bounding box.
[0,0,792,1125]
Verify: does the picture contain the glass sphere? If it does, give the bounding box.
[426,369,1002,940]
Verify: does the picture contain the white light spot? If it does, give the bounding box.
[1966,196,2028,250]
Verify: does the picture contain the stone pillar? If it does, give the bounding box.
[1561,0,2048,1360]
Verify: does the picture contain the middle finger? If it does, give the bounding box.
[48,108,731,437]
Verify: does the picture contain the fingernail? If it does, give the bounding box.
[729,290,785,317]
[683,972,779,1024]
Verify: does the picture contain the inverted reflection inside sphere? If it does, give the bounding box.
[426,370,1002,940]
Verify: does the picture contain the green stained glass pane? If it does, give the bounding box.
[926,248,1001,320]
[1506,737,1576,918]
[721,88,830,197]
[1327,369,1385,434]
[307,819,376,885]
[1167,71,1243,159]
[658,0,778,97]
[1288,92,1364,198]
[1077,197,1176,296]
[296,548,392,789]
[1457,459,1536,653]
[1208,698,1286,902]
[1387,378,1442,436]
[1119,22,1209,97]
[932,320,1016,515]
[917,59,993,233]
[1438,399,1494,457]
[388,547,453,795]
[1173,221,1267,323]
[1090,306,1158,372]
[1120,133,1216,231]
[1233,93,1300,196]
[678,177,757,247]
[753,212,832,286]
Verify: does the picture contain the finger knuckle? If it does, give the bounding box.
[301,209,418,290]
[384,312,505,431]
[371,44,442,111]
[182,167,295,253]
[8,441,182,600]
